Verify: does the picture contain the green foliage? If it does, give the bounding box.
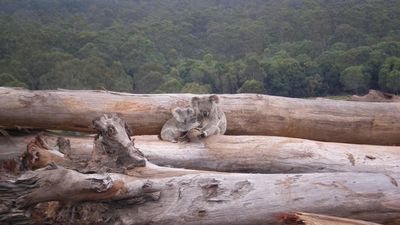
[134,71,165,93]
[340,66,371,94]
[264,57,308,97]
[0,0,399,96]
[0,73,27,87]
[305,74,323,96]
[181,83,211,94]
[237,79,266,94]
[40,57,133,91]
[379,57,400,93]
[156,77,183,93]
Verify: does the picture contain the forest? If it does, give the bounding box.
[1,1,400,224]
[0,0,400,96]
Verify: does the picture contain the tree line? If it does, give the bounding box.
[0,0,399,96]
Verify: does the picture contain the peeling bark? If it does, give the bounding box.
[0,114,153,224]
[1,87,400,145]
[19,134,75,171]
[1,167,400,225]
[1,166,160,208]
[0,166,161,225]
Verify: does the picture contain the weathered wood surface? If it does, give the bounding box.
[2,167,399,225]
[2,134,400,174]
[277,212,382,225]
[1,88,400,145]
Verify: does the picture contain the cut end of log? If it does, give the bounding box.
[20,134,71,171]
[89,113,146,172]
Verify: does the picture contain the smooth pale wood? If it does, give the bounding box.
[122,169,400,225]
[2,166,400,225]
[277,212,381,225]
[1,88,400,145]
[2,134,400,174]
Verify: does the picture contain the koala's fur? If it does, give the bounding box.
[190,95,227,139]
[160,107,200,142]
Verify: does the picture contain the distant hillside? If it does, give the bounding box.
[0,0,399,96]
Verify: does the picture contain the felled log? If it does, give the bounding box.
[1,167,400,225]
[2,133,400,174]
[0,166,163,224]
[1,87,400,145]
[277,212,382,225]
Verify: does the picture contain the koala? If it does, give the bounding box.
[190,95,227,139]
[160,107,200,143]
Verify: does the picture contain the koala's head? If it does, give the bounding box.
[172,107,198,126]
[191,95,219,118]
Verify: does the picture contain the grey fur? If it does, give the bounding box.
[190,95,227,138]
[160,107,200,142]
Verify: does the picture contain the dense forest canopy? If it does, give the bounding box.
[0,0,399,96]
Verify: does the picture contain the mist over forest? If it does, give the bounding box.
[0,0,399,97]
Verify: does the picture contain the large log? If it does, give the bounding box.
[1,87,400,145]
[2,134,400,174]
[1,167,400,225]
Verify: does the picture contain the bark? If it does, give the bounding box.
[2,133,400,174]
[0,166,162,225]
[1,87,400,145]
[1,167,399,225]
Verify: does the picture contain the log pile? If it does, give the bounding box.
[1,87,400,145]
[0,88,399,225]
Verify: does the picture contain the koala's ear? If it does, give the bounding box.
[191,97,200,107]
[172,108,184,123]
[209,95,219,103]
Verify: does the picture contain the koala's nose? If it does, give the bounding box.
[202,112,208,117]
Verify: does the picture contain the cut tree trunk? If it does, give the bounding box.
[1,87,400,145]
[2,133,400,174]
[1,167,400,225]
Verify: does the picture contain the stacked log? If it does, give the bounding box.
[2,167,399,225]
[0,88,399,225]
[1,134,400,174]
[1,87,400,145]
